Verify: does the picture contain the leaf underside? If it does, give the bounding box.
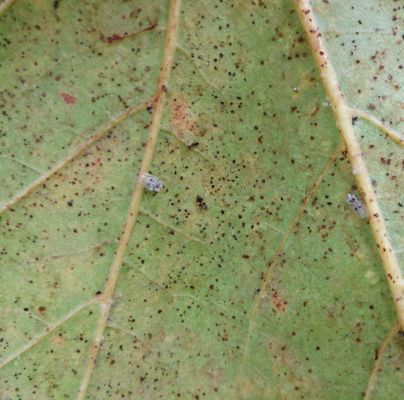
[0,1,402,399]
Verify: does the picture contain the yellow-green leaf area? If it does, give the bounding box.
[0,0,402,399]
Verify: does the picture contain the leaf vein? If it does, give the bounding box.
[349,107,403,146]
[0,100,148,215]
[75,1,182,398]
[364,322,400,400]
[139,207,208,244]
[235,142,343,385]
[0,298,96,369]
[295,0,404,329]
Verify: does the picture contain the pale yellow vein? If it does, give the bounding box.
[235,143,343,386]
[348,107,403,146]
[175,45,222,92]
[0,100,148,215]
[51,240,114,260]
[139,207,208,244]
[0,0,15,14]
[75,1,182,398]
[0,155,45,174]
[364,322,400,400]
[0,298,96,369]
[295,0,404,329]
[105,322,143,342]
[160,125,213,163]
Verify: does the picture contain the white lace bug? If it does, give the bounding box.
[347,193,367,218]
[141,173,164,193]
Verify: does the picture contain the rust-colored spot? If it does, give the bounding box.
[91,157,102,168]
[100,22,157,45]
[60,93,76,105]
[52,335,64,345]
[100,33,124,43]
[202,361,221,383]
[38,306,46,315]
[169,96,204,138]
[240,379,253,397]
[271,291,287,312]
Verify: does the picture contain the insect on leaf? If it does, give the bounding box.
[0,0,403,399]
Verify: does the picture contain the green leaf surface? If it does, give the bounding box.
[0,0,402,399]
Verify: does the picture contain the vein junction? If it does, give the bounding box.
[75,1,182,398]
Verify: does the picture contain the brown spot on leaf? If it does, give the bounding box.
[169,96,205,138]
[271,290,287,312]
[100,33,124,43]
[240,379,253,397]
[52,335,64,345]
[268,338,322,396]
[60,93,76,105]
